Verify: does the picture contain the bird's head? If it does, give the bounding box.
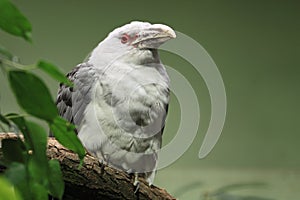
[88,21,176,66]
[108,21,176,50]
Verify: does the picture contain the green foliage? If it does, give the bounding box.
[8,71,58,121]
[0,45,13,60]
[0,0,32,41]
[2,138,25,163]
[48,159,65,199]
[0,113,10,126]
[37,60,72,86]
[0,176,22,200]
[0,0,86,199]
[2,119,67,200]
[4,163,29,199]
[49,116,85,161]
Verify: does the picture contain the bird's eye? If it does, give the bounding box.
[121,34,129,44]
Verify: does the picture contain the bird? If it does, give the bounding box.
[56,21,176,186]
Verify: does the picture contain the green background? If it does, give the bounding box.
[1,0,299,199]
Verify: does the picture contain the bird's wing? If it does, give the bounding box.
[56,63,97,132]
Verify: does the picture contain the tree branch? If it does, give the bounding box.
[0,134,175,200]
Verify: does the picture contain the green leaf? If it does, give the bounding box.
[0,0,32,42]
[48,159,64,199]
[4,162,26,186]
[28,159,48,188]
[5,116,47,165]
[26,121,47,162]
[0,113,10,126]
[5,113,33,150]
[26,121,48,185]
[5,162,31,200]
[2,138,25,164]
[0,45,13,60]
[37,60,72,86]
[30,182,48,200]
[50,116,85,161]
[0,113,10,131]
[8,70,58,121]
[0,177,22,200]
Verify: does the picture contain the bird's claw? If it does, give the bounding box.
[134,182,140,194]
[133,173,140,193]
[98,153,109,174]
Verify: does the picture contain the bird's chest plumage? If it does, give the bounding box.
[77,63,169,173]
[102,65,168,134]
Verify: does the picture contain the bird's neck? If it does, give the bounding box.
[88,46,161,69]
[131,49,161,66]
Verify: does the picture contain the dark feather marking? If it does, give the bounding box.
[55,63,97,134]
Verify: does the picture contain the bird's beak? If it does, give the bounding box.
[133,24,176,49]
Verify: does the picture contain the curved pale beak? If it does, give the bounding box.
[133,24,176,49]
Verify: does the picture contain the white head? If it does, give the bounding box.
[88,21,176,66]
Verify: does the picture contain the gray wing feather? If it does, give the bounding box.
[56,62,97,132]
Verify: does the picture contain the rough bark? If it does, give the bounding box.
[0,134,175,200]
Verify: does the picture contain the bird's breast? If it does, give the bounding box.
[88,64,168,149]
[77,63,169,174]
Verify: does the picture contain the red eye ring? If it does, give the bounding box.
[121,34,129,44]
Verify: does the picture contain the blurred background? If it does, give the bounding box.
[0,0,299,199]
